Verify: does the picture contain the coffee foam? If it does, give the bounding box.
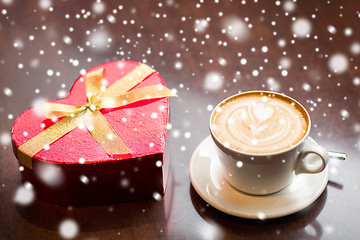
[212,93,309,154]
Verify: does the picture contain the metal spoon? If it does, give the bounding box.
[328,151,347,161]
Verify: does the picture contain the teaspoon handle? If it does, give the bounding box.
[328,151,347,161]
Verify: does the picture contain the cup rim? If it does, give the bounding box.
[209,90,311,157]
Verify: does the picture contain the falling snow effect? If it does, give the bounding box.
[1,0,13,5]
[222,15,249,42]
[79,175,90,184]
[194,19,209,33]
[152,192,162,201]
[3,87,13,96]
[174,61,183,70]
[204,72,224,91]
[35,165,64,188]
[0,0,359,238]
[218,58,227,66]
[304,224,317,237]
[277,39,286,48]
[353,77,360,86]
[59,219,79,239]
[340,109,350,119]
[63,36,72,45]
[236,161,243,168]
[120,178,130,188]
[13,39,24,49]
[291,18,312,38]
[267,78,281,91]
[350,42,360,55]
[0,132,11,146]
[282,0,296,12]
[279,57,291,69]
[13,182,35,206]
[38,0,52,11]
[88,29,110,51]
[31,97,49,116]
[344,27,353,36]
[107,14,116,24]
[92,1,106,15]
[281,70,288,77]
[328,53,349,74]
[197,222,222,240]
[57,90,67,98]
[302,83,311,92]
[327,25,336,34]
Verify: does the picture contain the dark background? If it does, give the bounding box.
[1,0,359,239]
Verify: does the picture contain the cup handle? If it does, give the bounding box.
[295,139,329,174]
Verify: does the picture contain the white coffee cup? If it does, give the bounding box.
[209,91,329,195]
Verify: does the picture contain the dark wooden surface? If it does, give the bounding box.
[1,0,359,239]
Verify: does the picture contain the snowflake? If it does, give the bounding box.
[59,219,79,239]
[328,53,349,74]
[292,18,312,38]
[204,72,224,91]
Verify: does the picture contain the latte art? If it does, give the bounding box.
[212,93,309,154]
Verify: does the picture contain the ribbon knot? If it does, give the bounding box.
[17,63,176,169]
[82,102,98,112]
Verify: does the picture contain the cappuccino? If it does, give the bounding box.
[211,92,309,154]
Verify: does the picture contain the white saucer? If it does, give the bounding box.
[189,136,328,219]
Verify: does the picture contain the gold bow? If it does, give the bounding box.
[17,63,176,169]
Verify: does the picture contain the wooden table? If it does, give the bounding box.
[1,0,359,239]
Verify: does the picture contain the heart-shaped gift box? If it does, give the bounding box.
[11,60,174,206]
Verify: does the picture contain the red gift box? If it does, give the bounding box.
[11,60,174,206]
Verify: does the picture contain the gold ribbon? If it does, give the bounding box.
[17,63,176,169]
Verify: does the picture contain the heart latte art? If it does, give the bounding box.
[211,93,309,154]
